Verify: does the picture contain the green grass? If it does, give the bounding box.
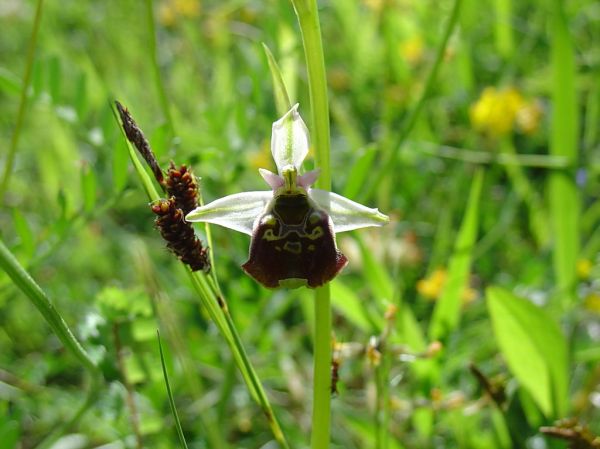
[0,0,599,448]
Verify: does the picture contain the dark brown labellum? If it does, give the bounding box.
[242,193,347,288]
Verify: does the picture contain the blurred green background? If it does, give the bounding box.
[1,0,599,447]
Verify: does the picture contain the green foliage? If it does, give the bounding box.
[486,286,568,417]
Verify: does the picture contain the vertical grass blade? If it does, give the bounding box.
[362,0,463,201]
[0,0,45,203]
[290,1,333,448]
[429,169,483,340]
[263,43,293,117]
[144,0,175,141]
[157,331,189,449]
[494,0,514,58]
[548,0,580,306]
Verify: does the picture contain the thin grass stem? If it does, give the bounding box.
[144,0,175,140]
[362,0,463,201]
[158,331,190,449]
[0,0,45,203]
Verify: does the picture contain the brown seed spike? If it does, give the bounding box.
[115,101,166,188]
[151,197,210,273]
[165,162,200,215]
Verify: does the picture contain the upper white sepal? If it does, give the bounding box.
[271,103,309,174]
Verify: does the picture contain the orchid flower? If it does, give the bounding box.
[186,104,389,289]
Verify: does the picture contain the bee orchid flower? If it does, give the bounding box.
[186,104,389,288]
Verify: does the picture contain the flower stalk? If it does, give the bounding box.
[114,103,290,448]
[290,1,333,447]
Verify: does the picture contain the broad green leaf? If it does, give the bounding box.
[429,169,483,340]
[486,286,568,417]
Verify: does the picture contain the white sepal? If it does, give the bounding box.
[271,103,309,174]
[309,189,390,233]
[185,191,273,236]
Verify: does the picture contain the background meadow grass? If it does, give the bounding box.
[1,0,599,448]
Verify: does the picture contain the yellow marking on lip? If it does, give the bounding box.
[283,241,302,254]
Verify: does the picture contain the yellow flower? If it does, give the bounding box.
[516,99,543,135]
[400,35,425,66]
[417,268,477,304]
[584,293,600,314]
[159,0,200,26]
[417,268,447,300]
[470,87,524,136]
[577,258,593,280]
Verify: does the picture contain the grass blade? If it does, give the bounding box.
[429,169,483,340]
[157,331,189,449]
[0,0,45,203]
[549,0,580,306]
[263,43,292,117]
[290,2,334,448]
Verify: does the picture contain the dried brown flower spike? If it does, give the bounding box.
[115,101,165,188]
[115,100,210,273]
[166,162,199,215]
[151,198,210,273]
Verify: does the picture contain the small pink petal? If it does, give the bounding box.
[259,168,284,190]
[298,169,321,189]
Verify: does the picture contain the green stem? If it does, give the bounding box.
[0,240,98,374]
[549,0,579,311]
[144,0,175,139]
[115,60,287,449]
[203,275,288,443]
[0,0,45,203]
[414,141,571,168]
[362,0,462,201]
[157,331,189,449]
[291,0,331,190]
[0,239,102,448]
[312,286,332,449]
[291,1,333,448]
